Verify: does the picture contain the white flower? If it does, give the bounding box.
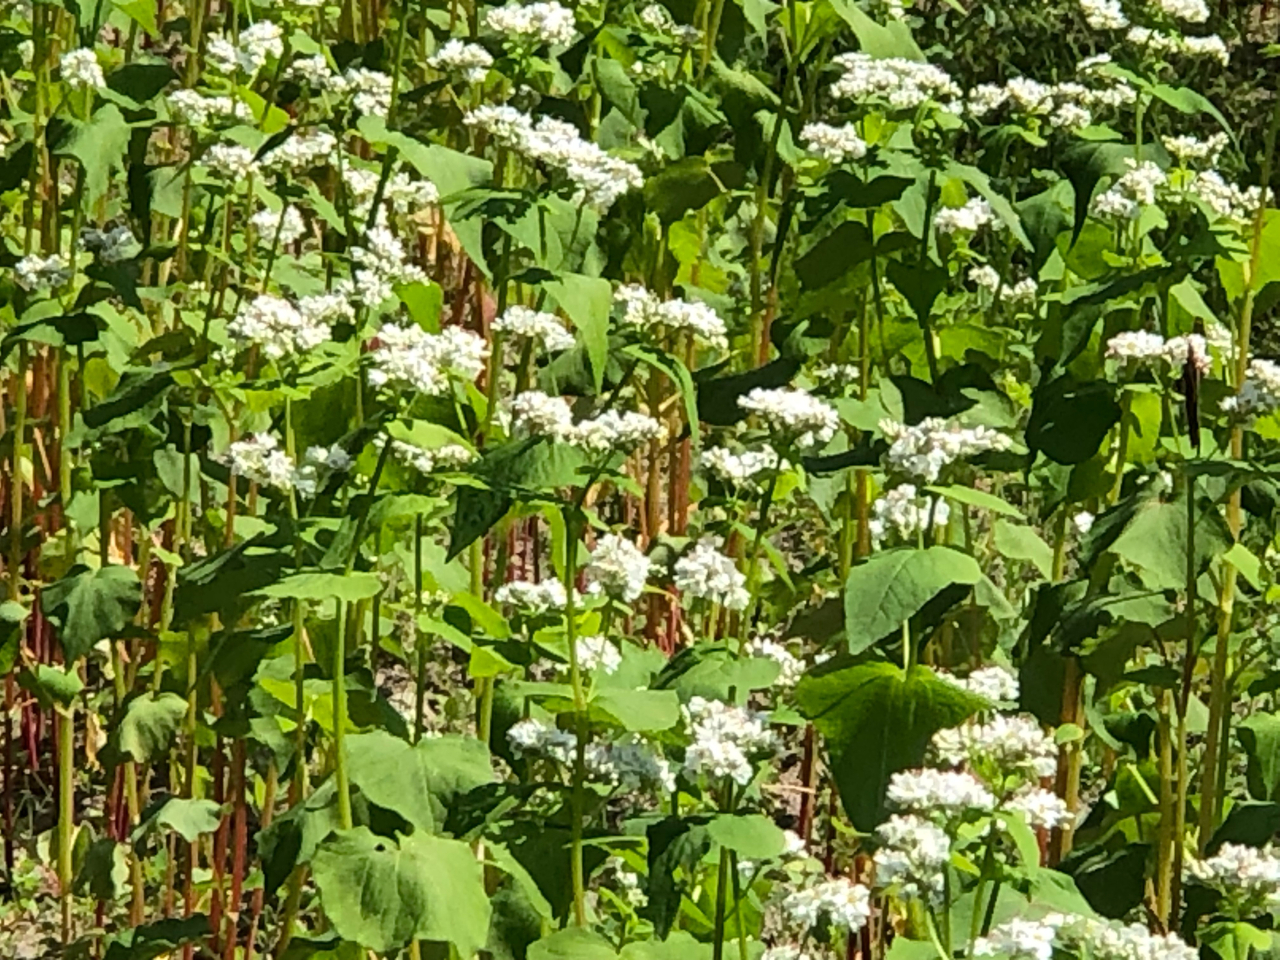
[886,768,996,815]
[829,52,960,110]
[228,294,334,359]
[262,128,338,172]
[168,90,254,126]
[367,323,488,395]
[1190,171,1261,222]
[931,714,1058,780]
[762,947,814,960]
[585,534,652,603]
[286,54,339,89]
[343,166,439,219]
[614,284,729,349]
[575,635,622,674]
[1105,330,1210,374]
[604,738,677,792]
[219,434,307,492]
[974,917,1063,960]
[800,122,867,163]
[14,253,70,291]
[939,664,1020,703]
[512,391,576,439]
[781,878,872,932]
[348,218,428,306]
[1073,511,1095,535]
[1154,0,1209,22]
[80,226,138,264]
[739,387,839,451]
[1185,843,1280,909]
[700,446,784,491]
[486,0,577,45]
[428,39,494,82]
[507,718,576,762]
[673,536,749,611]
[493,305,576,353]
[339,68,393,116]
[1223,357,1280,419]
[1163,132,1227,164]
[869,484,950,544]
[495,578,568,614]
[1005,787,1074,831]
[250,205,307,246]
[743,637,806,687]
[202,142,260,179]
[873,814,950,900]
[978,914,1198,960]
[880,417,1013,482]
[207,21,283,74]
[682,696,776,785]
[1078,0,1128,28]
[571,410,665,455]
[1092,159,1167,220]
[1127,26,1230,63]
[934,197,997,234]
[391,440,475,475]
[60,48,105,89]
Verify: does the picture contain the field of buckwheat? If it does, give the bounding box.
[3,0,1280,959]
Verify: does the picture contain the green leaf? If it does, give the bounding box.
[528,928,618,960]
[55,104,131,207]
[1239,715,1280,802]
[590,688,681,731]
[103,916,210,960]
[112,0,159,36]
[993,521,1054,580]
[652,642,781,703]
[1017,182,1073,274]
[843,547,983,655]
[796,662,984,829]
[644,157,722,225]
[1060,141,1161,243]
[151,798,222,843]
[115,693,188,764]
[1149,84,1233,139]
[255,571,383,604]
[886,259,950,327]
[545,273,613,393]
[825,0,923,59]
[18,664,83,708]
[396,281,444,333]
[1108,495,1231,591]
[944,162,1031,249]
[77,838,129,900]
[313,827,491,955]
[345,730,495,832]
[796,221,876,290]
[1026,377,1120,465]
[925,485,1023,519]
[41,564,142,662]
[706,814,786,859]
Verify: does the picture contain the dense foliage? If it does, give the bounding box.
[2,0,1280,959]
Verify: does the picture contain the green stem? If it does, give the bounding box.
[333,600,353,830]
[58,701,75,944]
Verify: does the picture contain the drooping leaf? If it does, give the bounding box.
[528,928,618,960]
[706,814,786,859]
[41,564,142,662]
[115,692,188,764]
[148,797,223,843]
[313,827,491,955]
[55,104,132,206]
[255,571,384,604]
[1026,377,1121,465]
[544,273,613,393]
[796,221,875,290]
[1239,715,1280,802]
[796,661,984,828]
[102,916,210,960]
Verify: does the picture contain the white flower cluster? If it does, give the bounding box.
[700,446,784,491]
[1092,159,1168,219]
[262,129,339,174]
[250,205,307,246]
[829,52,961,110]
[467,108,642,210]
[80,226,139,264]
[614,284,729,349]
[207,21,283,75]
[391,440,475,475]
[494,578,568,614]
[511,391,665,454]
[228,293,350,360]
[13,253,70,291]
[575,635,622,674]
[931,714,1058,779]
[507,718,576,763]
[486,0,577,46]
[168,90,254,127]
[965,78,1114,131]
[367,324,488,395]
[286,55,339,89]
[934,197,997,234]
[940,664,1020,703]
[1189,171,1262,222]
[682,696,777,785]
[347,219,428,306]
[493,305,576,353]
[1185,842,1280,909]
[343,166,439,219]
[673,536,750,610]
[739,387,839,451]
[880,417,1013,482]
[1223,359,1280,419]
[202,143,259,179]
[976,914,1197,960]
[428,39,494,82]
[744,637,806,687]
[969,266,1037,305]
[585,534,652,603]
[1153,0,1209,22]
[1126,27,1229,64]
[873,814,950,900]
[781,878,872,933]
[639,3,702,43]
[1078,0,1128,29]
[1104,330,1210,374]
[1005,786,1074,830]
[220,434,309,494]
[886,768,996,816]
[338,68,393,117]
[1163,132,1228,164]
[869,484,950,544]
[799,122,868,163]
[61,48,105,89]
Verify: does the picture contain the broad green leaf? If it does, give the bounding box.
[993,521,1054,580]
[652,642,781,703]
[255,571,383,604]
[18,664,83,708]
[1223,542,1262,590]
[345,730,495,832]
[545,273,612,393]
[843,547,983,655]
[103,916,210,960]
[796,661,984,828]
[396,281,444,333]
[529,928,618,960]
[706,814,786,859]
[590,688,681,731]
[796,221,875,290]
[886,259,949,326]
[945,162,1031,249]
[112,0,160,35]
[1239,715,1280,802]
[116,693,188,764]
[55,105,132,207]
[1026,377,1120,465]
[41,564,142,662]
[644,157,722,225]
[1109,495,1230,591]
[313,827,491,955]
[925,485,1023,518]
[152,798,222,843]
[825,0,923,59]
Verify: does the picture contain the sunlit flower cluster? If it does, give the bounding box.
[1105,330,1210,374]
[880,418,1013,482]
[700,446,786,491]
[493,306,576,353]
[739,387,839,451]
[873,814,950,900]
[1185,842,1280,913]
[886,768,996,816]
[673,536,750,610]
[367,324,489,395]
[799,122,867,163]
[829,52,961,109]
[1223,359,1280,419]
[614,284,729,349]
[869,484,950,544]
[485,0,577,46]
[428,40,494,82]
[494,578,568,613]
[933,198,997,234]
[207,21,283,75]
[1091,159,1168,219]
[781,878,871,933]
[976,914,1198,960]
[681,696,777,785]
[931,714,1058,780]
[584,534,652,603]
